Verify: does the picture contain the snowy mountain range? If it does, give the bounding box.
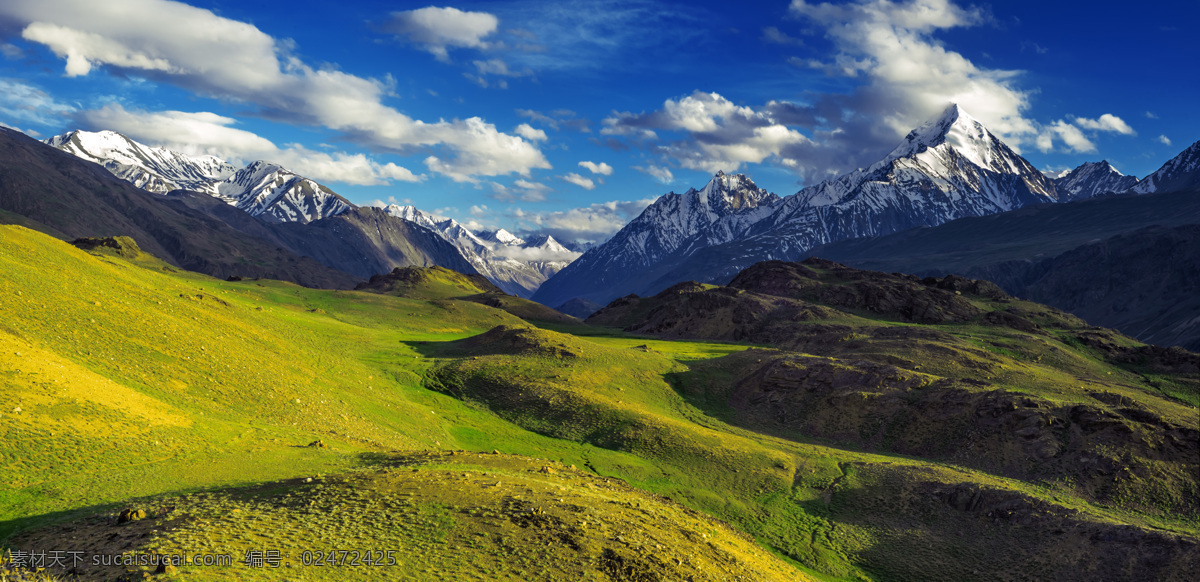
[382,204,578,296]
[742,104,1059,253]
[47,130,352,223]
[533,105,1198,309]
[46,129,576,294]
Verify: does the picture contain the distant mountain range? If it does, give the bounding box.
[534,105,1200,312]
[382,204,577,296]
[43,129,576,294]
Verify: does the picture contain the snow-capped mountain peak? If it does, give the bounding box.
[531,235,570,254]
[797,104,1054,208]
[1130,140,1200,194]
[484,228,524,246]
[699,171,771,210]
[879,103,1024,176]
[630,172,780,253]
[1052,160,1139,201]
[46,129,236,195]
[47,130,350,223]
[215,160,353,223]
[534,105,1064,308]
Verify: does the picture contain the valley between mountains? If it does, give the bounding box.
[1,104,1198,581]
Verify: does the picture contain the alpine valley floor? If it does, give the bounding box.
[0,225,1197,581]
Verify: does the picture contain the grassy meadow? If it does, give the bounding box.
[0,225,1196,581]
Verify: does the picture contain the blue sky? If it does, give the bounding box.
[0,0,1195,243]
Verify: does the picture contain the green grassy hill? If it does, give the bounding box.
[1,226,1197,581]
[357,265,579,324]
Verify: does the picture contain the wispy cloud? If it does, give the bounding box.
[762,26,804,46]
[1020,40,1048,55]
[487,0,705,73]
[1158,135,1172,146]
[1,42,24,59]
[560,172,596,190]
[490,178,550,202]
[634,164,673,183]
[518,108,590,133]
[511,198,657,243]
[0,78,75,127]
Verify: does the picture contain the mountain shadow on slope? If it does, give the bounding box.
[266,207,478,280]
[810,187,1200,350]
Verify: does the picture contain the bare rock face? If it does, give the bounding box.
[71,236,142,258]
[117,508,146,524]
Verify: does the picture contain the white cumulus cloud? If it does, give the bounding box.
[0,0,547,183]
[1073,114,1135,135]
[1158,135,1172,146]
[1036,120,1096,154]
[578,161,613,175]
[603,91,810,173]
[381,6,498,62]
[742,0,1044,182]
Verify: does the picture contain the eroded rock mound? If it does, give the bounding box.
[71,236,143,258]
[454,325,586,359]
